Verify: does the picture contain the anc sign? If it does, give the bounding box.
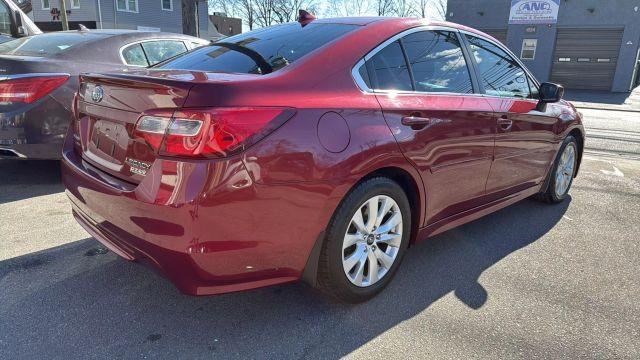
[509,0,560,24]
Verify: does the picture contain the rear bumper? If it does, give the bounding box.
[60,137,327,295]
[0,143,62,159]
[0,95,69,160]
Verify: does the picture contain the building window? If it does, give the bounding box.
[70,0,80,9]
[117,0,138,12]
[520,39,537,60]
[161,0,172,10]
[597,58,611,63]
[577,58,590,62]
[558,57,571,62]
[41,0,50,10]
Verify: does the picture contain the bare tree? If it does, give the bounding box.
[234,0,257,30]
[375,0,394,16]
[393,0,415,17]
[414,0,447,20]
[432,0,446,20]
[254,0,277,27]
[326,0,372,17]
[272,0,320,23]
[209,0,237,17]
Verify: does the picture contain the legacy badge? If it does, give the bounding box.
[125,157,151,176]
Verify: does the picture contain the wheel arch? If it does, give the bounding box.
[568,127,584,176]
[360,166,423,245]
[301,165,425,287]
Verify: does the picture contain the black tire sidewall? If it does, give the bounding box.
[323,178,411,301]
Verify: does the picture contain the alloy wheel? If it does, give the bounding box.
[342,195,402,287]
[555,142,576,197]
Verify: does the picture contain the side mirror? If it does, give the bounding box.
[14,10,26,36]
[539,82,564,103]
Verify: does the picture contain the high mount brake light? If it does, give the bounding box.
[133,107,294,158]
[0,75,69,103]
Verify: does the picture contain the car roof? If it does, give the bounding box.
[0,29,207,64]
[309,17,498,39]
[311,17,390,25]
[323,17,500,44]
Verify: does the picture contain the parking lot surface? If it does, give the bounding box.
[1,108,639,359]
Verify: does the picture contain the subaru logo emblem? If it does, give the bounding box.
[91,85,104,103]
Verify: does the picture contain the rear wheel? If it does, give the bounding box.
[317,177,411,303]
[538,135,578,203]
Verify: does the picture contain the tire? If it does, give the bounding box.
[316,177,411,303]
[537,135,578,203]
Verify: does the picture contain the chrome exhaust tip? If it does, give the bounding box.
[0,147,27,158]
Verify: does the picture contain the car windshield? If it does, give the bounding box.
[159,22,359,74]
[0,32,106,56]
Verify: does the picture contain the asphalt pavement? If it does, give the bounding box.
[1,108,639,359]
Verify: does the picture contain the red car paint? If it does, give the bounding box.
[61,17,584,296]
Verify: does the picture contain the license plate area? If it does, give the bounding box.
[86,119,130,168]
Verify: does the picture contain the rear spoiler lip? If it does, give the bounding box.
[79,72,198,94]
[79,70,262,86]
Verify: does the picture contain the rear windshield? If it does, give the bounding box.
[0,32,105,56]
[159,22,359,74]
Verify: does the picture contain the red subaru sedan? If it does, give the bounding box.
[61,17,584,302]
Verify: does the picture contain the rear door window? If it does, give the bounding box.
[160,23,358,74]
[368,41,412,91]
[141,40,187,65]
[401,30,473,93]
[465,35,532,99]
[121,43,149,66]
[122,40,189,67]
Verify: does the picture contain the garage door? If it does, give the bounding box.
[479,28,507,45]
[550,28,623,90]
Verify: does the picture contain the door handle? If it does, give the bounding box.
[497,116,513,131]
[401,116,433,128]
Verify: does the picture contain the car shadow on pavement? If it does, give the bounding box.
[0,197,570,359]
[0,160,63,204]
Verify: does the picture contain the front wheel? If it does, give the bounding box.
[317,177,411,303]
[538,135,578,203]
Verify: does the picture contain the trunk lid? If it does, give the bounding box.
[76,70,197,184]
[0,55,59,75]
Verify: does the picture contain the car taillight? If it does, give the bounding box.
[0,75,69,103]
[133,107,294,158]
[71,92,81,145]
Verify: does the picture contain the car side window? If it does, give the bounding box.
[121,43,149,67]
[0,1,11,36]
[401,30,473,94]
[368,40,412,91]
[141,40,187,66]
[466,35,532,99]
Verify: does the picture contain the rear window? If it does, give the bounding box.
[160,22,359,74]
[0,33,105,56]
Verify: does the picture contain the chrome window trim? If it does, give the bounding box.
[119,38,203,67]
[351,26,543,100]
[351,58,372,93]
[351,25,476,95]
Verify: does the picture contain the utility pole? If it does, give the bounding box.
[59,0,69,31]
